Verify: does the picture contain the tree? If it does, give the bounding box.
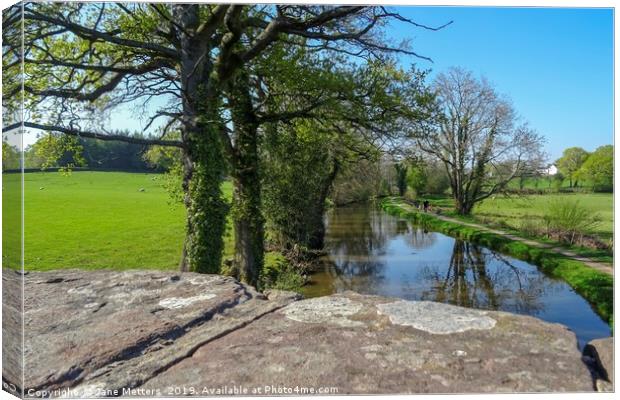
[423,159,450,194]
[261,58,432,253]
[406,162,427,196]
[4,3,445,286]
[222,34,437,284]
[78,136,151,170]
[262,120,338,251]
[410,67,545,215]
[23,134,85,171]
[394,163,408,196]
[2,141,20,170]
[576,145,613,192]
[556,147,589,188]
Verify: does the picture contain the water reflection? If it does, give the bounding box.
[417,240,551,315]
[303,204,610,347]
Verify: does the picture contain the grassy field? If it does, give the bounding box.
[422,191,613,264]
[424,192,612,239]
[473,193,613,240]
[2,171,233,271]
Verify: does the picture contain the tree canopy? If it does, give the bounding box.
[576,145,613,192]
[2,2,448,285]
[556,147,589,188]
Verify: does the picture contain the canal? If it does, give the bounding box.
[301,204,610,348]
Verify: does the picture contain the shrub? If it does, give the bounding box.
[518,215,542,237]
[403,191,418,202]
[261,251,305,292]
[542,199,601,245]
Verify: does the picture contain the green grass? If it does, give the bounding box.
[472,193,613,240]
[506,176,602,191]
[381,197,614,325]
[2,171,236,271]
[2,172,21,269]
[2,171,299,291]
[420,191,613,264]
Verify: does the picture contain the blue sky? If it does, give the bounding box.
[387,6,614,161]
[24,7,612,163]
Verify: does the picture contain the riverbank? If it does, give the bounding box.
[380,197,614,325]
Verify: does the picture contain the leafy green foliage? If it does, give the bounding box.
[143,142,182,172]
[23,134,162,172]
[555,147,589,187]
[262,120,335,250]
[259,51,432,251]
[185,114,229,275]
[331,158,388,204]
[25,133,86,173]
[423,161,450,194]
[575,145,613,192]
[78,137,150,171]
[551,172,565,191]
[143,134,185,204]
[2,141,20,170]
[406,163,427,196]
[394,163,408,196]
[17,2,457,286]
[260,251,305,292]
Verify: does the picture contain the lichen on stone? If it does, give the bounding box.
[280,296,364,327]
[376,300,496,334]
[158,293,217,309]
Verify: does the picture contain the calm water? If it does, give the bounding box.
[301,205,610,348]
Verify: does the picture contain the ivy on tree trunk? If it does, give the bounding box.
[226,73,265,287]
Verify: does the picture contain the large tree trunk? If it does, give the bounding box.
[455,201,473,215]
[179,130,228,273]
[454,190,474,215]
[231,171,264,286]
[176,5,228,273]
[227,73,264,287]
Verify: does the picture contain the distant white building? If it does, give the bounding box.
[544,164,558,176]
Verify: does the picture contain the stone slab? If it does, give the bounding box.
[10,269,295,396]
[146,292,596,394]
[2,270,601,396]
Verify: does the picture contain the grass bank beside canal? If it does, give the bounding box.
[381,197,614,326]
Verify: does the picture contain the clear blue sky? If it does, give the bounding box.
[387,6,614,162]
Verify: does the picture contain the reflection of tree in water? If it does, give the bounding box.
[323,206,389,293]
[325,207,387,257]
[418,240,554,315]
[369,210,437,250]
